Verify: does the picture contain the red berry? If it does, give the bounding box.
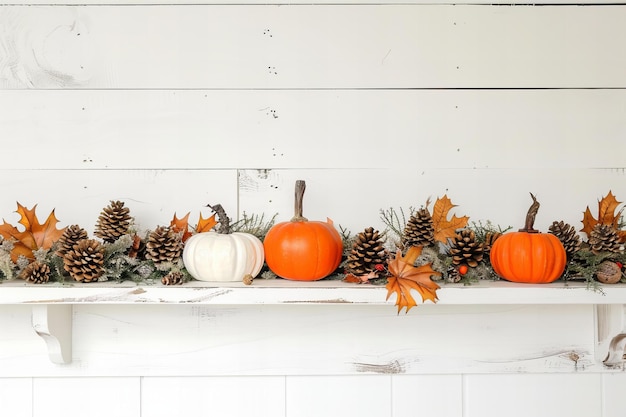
[458,265,469,275]
[374,263,385,272]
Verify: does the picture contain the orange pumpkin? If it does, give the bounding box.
[264,180,343,281]
[490,193,566,283]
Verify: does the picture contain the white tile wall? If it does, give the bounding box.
[392,375,463,417]
[32,377,140,417]
[141,376,286,417]
[463,374,603,417]
[0,377,32,417]
[602,373,626,417]
[286,375,392,417]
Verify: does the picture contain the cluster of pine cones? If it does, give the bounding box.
[345,207,625,284]
[21,201,185,285]
[345,207,502,282]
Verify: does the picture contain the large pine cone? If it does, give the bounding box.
[56,224,89,257]
[21,261,51,284]
[145,226,183,264]
[402,208,435,248]
[448,229,484,267]
[345,227,387,275]
[589,224,622,253]
[63,239,105,282]
[94,200,132,243]
[548,221,581,257]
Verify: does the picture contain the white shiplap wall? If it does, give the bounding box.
[1,1,626,416]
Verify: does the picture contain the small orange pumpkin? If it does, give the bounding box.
[490,193,566,283]
[263,180,343,281]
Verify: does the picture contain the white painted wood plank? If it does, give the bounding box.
[0,280,626,306]
[392,375,462,417]
[464,374,602,417]
[0,378,32,417]
[286,376,391,417]
[0,166,620,243]
[32,377,141,417]
[602,373,626,417]
[2,5,625,88]
[141,376,286,417]
[0,169,236,235]
[14,1,624,5]
[0,303,598,377]
[2,89,624,170]
[238,168,626,238]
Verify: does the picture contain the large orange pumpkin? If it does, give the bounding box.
[263,180,343,281]
[490,193,566,283]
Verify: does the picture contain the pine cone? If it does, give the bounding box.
[345,227,387,275]
[589,224,622,253]
[448,229,484,267]
[548,221,581,257]
[63,239,105,282]
[482,231,502,255]
[21,261,51,284]
[161,271,184,285]
[145,226,183,264]
[94,200,132,243]
[402,208,435,248]
[56,224,89,257]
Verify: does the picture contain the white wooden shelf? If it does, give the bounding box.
[2,279,626,367]
[1,279,625,305]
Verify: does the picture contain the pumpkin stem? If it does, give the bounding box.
[291,180,309,222]
[207,203,231,234]
[520,192,540,233]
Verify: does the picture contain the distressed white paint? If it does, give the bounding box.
[0,279,624,306]
[0,302,599,377]
[2,6,626,89]
[1,0,625,416]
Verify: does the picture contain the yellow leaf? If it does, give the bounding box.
[431,195,469,243]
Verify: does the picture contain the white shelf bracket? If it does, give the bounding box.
[31,304,73,364]
[595,304,626,368]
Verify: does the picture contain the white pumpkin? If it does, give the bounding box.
[182,231,264,282]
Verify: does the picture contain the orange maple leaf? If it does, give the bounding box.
[0,202,67,262]
[430,195,469,243]
[196,213,217,233]
[581,191,626,242]
[385,246,441,314]
[170,212,192,242]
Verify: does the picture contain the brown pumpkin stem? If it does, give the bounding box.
[207,203,231,234]
[291,180,309,222]
[520,192,540,233]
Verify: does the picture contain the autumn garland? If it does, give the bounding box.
[0,192,624,314]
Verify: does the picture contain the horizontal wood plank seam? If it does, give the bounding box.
[4,3,626,6]
[3,87,626,91]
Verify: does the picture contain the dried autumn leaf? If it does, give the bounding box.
[431,195,469,243]
[385,246,441,313]
[581,191,626,242]
[196,213,217,233]
[170,212,192,242]
[0,202,67,262]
